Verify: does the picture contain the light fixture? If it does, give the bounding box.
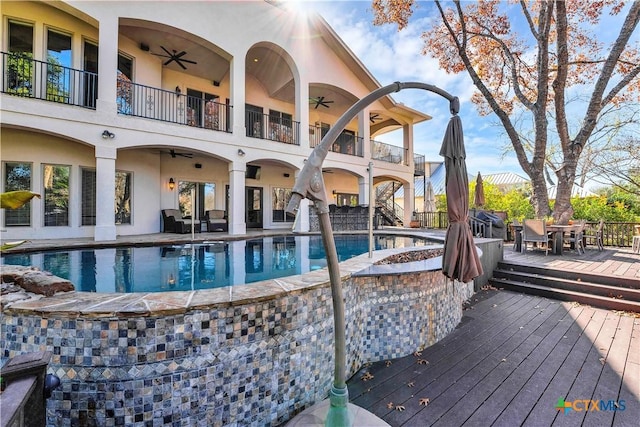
[168,178,175,191]
[175,86,181,96]
[101,130,115,139]
[238,149,245,156]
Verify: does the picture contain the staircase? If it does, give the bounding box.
[376,181,404,226]
[489,261,640,312]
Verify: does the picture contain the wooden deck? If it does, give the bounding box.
[347,289,639,426]
[502,243,640,281]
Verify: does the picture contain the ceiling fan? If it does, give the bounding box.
[165,149,193,158]
[370,113,382,123]
[152,46,197,70]
[309,96,334,109]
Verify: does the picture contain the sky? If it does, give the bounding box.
[284,0,639,190]
[301,0,526,180]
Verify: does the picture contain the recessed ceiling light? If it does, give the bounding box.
[253,58,259,62]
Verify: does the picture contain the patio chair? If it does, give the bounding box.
[204,209,228,232]
[161,209,197,234]
[511,219,521,252]
[562,219,587,255]
[583,219,604,251]
[521,219,554,255]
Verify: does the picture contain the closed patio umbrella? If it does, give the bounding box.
[474,172,485,209]
[425,181,436,212]
[439,115,483,283]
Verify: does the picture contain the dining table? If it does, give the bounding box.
[512,223,582,255]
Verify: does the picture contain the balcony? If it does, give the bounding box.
[372,139,407,165]
[414,153,425,175]
[2,51,97,109]
[246,110,300,145]
[309,124,364,157]
[117,80,232,132]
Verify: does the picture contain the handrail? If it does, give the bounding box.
[2,51,97,108]
[246,111,300,145]
[371,139,406,164]
[117,81,232,132]
[309,125,363,156]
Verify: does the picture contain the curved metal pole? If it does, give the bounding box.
[286,81,458,426]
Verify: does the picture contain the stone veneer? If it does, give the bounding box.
[1,245,474,427]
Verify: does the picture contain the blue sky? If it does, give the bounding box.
[288,0,638,192]
[303,0,525,180]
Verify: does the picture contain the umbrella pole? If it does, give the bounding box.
[317,204,349,425]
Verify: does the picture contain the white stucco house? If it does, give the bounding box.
[1,1,432,242]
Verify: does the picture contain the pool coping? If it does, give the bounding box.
[3,231,450,317]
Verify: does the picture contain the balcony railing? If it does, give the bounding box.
[2,51,97,108]
[117,80,232,132]
[246,111,300,145]
[372,139,407,165]
[309,125,364,157]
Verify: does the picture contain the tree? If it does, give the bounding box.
[373,0,640,223]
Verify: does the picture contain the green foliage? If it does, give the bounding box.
[572,195,640,222]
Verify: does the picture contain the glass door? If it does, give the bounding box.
[246,186,263,228]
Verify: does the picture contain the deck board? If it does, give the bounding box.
[346,290,640,427]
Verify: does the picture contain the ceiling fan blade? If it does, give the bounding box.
[179,58,198,65]
[176,60,187,70]
[163,58,175,66]
[174,51,187,59]
[160,46,172,56]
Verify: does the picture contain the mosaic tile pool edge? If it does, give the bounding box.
[1,270,473,426]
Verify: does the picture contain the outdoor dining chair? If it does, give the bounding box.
[521,219,554,255]
[562,219,587,255]
[584,219,605,251]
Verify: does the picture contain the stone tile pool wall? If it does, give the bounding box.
[1,247,474,426]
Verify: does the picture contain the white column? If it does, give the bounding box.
[96,15,118,114]
[403,123,414,168]
[230,55,246,135]
[296,74,310,149]
[292,169,310,233]
[229,162,246,235]
[358,175,369,206]
[95,146,117,241]
[358,108,371,158]
[403,181,415,226]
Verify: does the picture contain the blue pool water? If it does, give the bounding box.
[1,234,434,293]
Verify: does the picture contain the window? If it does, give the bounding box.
[83,40,98,108]
[3,162,32,226]
[7,21,34,96]
[336,193,358,207]
[81,168,96,226]
[43,164,70,226]
[268,109,293,143]
[82,169,132,225]
[272,187,294,223]
[115,171,132,225]
[46,29,72,103]
[186,89,219,128]
[116,54,133,114]
[178,181,215,219]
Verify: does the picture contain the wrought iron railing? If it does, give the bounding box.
[371,139,407,165]
[2,51,97,108]
[116,80,232,132]
[414,211,449,229]
[246,111,300,145]
[308,125,363,156]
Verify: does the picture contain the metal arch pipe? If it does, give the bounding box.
[285,81,458,426]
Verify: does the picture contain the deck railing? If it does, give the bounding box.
[414,211,449,229]
[246,111,300,145]
[117,80,232,132]
[592,221,640,247]
[308,125,364,156]
[372,139,407,165]
[2,51,97,108]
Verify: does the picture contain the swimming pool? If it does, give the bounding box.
[0,234,433,293]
